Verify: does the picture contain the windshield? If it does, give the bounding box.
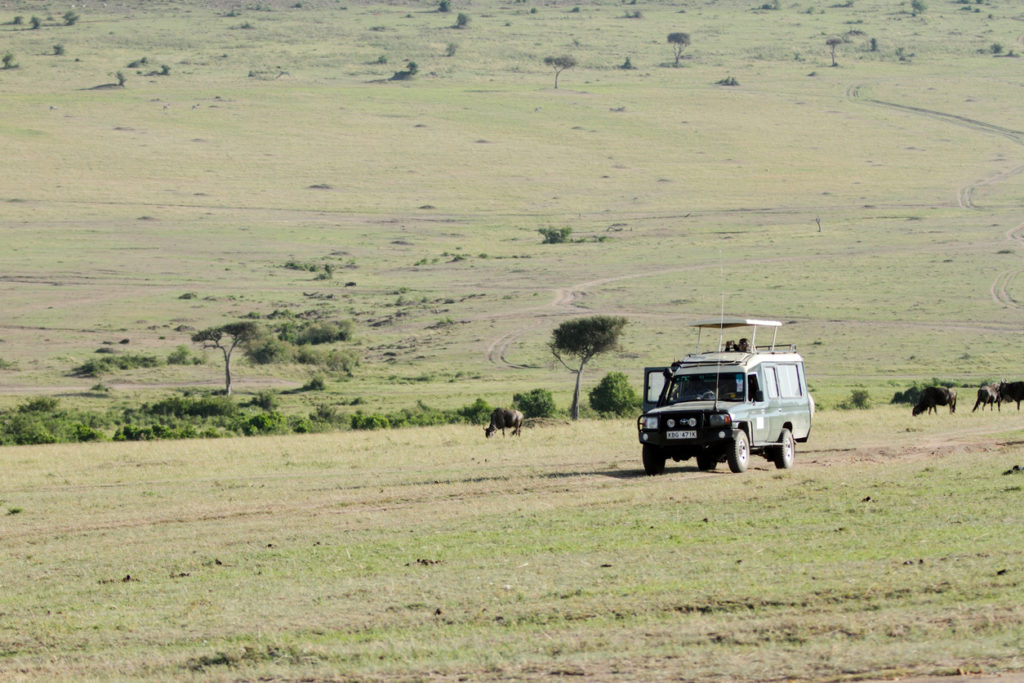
[662,372,745,404]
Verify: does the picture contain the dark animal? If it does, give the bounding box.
[485,408,523,438]
[998,380,1024,410]
[972,384,1000,412]
[912,386,957,416]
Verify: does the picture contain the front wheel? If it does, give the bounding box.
[697,450,718,471]
[774,428,795,469]
[642,444,666,475]
[728,431,749,473]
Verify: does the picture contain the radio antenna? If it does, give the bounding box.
[714,257,725,411]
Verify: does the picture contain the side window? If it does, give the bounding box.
[764,366,780,399]
[777,364,802,398]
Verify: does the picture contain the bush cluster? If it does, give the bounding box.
[70,353,162,377]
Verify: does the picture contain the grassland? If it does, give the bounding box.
[2,0,1024,678]
[0,0,1022,417]
[2,409,1024,680]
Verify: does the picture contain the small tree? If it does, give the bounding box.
[543,55,576,89]
[53,44,65,56]
[2,52,17,69]
[550,315,628,420]
[667,32,690,67]
[454,12,469,28]
[191,321,261,395]
[29,16,41,29]
[910,0,926,15]
[826,37,843,67]
[438,0,451,11]
[115,71,127,86]
[62,10,80,26]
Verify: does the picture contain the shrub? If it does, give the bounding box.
[244,333,293,364]
[240,412,287,435]
[62,10,79,25]
[249,390,278,411]
[716,76,739,86]
[18,397,60,413]
[514,388,557,419]
[351,412,390,430]
[457,398,493,425]
[538,227,572,244]
[438,0,451,11]
[167,345,201,365]
[302,375,326,391]
[838,389,871,410]
[454,12,469,28]
[2,52,18,69]
[589,372,640,416]
[292,319,354,345]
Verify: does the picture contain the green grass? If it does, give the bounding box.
[2,3,1024,672]
[1,0,1023,420]
[2,410,1023,679]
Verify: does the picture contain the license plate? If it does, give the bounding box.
[666,430,697,440]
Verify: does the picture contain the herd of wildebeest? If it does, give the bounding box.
[912,380,1024,416]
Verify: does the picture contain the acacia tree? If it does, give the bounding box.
[667,32,690,67]
[826,37,843,67]
[543,55,576,89]
[191,321,260,395]
[550,315,628,420]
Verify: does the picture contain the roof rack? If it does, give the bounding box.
[690,317,783,353]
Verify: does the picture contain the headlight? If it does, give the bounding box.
[708,413,732,427]
[638,416,659,430]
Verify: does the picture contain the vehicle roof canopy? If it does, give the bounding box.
[690,318,784,352]
[690,317,782,329]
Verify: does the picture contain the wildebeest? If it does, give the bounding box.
[484,408,523,438]
[998,380,1024,410]
[972,384,1001,412]
[912,386,957,416]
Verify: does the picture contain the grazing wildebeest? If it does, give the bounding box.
[998,380,1024,410]
[972,384,1001,412]
[912,386,957,416]
[484,408,523,438]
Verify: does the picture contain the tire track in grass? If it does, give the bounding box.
[848,83,1024,315]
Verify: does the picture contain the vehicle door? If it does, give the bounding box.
[642,367,668,414]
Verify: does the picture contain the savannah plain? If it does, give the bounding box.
[2,0,1024,679]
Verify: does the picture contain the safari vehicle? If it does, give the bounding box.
[637,318,813,475]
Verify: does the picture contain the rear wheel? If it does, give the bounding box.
[728,431,749,473]
[774,428,795,469]
[642,444,666,475]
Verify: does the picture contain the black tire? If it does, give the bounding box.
[774,428,795,469]
[696,450,718,471]
[727,430,749,473]
[642,444,666,475]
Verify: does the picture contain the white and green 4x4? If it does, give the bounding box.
[637,318,813,475]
